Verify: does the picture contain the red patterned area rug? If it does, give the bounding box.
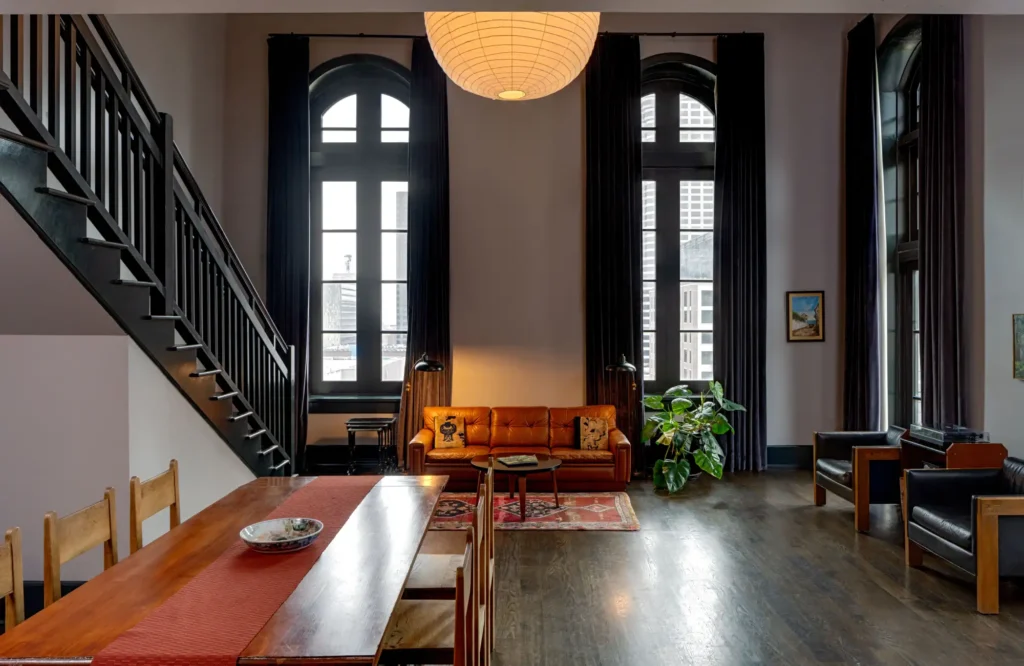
[430,492,640,531]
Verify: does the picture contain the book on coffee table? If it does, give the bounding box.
[497,454,538,467]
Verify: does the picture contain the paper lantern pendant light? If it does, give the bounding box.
[424,12,601,102]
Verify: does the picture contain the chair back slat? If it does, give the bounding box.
[130,459,181,553]
[44,488,118,606]
[1,527,24,630]
[454,529,474,666]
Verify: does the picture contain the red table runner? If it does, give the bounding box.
[92,475,381,666]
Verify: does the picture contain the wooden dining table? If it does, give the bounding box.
[0,474,447,665]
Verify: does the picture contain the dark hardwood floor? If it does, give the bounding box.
[492,471,1024,666]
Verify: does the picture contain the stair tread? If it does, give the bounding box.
[80,237,127,250]
[113,279,157,288]
[191,369,222,377]
[36,187,93,206]
[0,127,53,152]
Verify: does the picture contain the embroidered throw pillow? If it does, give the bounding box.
[433,415,467,449]
[575,416,610,451]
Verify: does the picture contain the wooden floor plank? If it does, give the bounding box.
[491,471,1024,666]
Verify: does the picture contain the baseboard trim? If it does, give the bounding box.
[767,445,812,470]
[0,580,84,631]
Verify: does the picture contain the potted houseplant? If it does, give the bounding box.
[641,381,745,493]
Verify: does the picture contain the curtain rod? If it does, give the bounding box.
[268,31,728,39]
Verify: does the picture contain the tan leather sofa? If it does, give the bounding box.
[408,405,631,491]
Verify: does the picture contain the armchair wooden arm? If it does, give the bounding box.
[976,496,1024,614]
[852,445,901,533]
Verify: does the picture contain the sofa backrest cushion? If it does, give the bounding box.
[423,407,491,446]
[490,407,549,447]
[1001,457,1024,495]
[885,425,907,447]
[549,406,618,448]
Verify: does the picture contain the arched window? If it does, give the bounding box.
[309,56,410,396]
[880,19,922,425]
[640,54,716,394]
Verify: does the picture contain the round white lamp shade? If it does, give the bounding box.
[424,12,601,102]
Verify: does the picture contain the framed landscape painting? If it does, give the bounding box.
[1014,315,1024,379]
[787,291,825,342]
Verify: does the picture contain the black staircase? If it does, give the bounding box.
[0,14,295,477]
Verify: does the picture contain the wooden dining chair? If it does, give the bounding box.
[380,528,476,665]
[129,459,181,554]
[1,527,25,631]
[43,488,118,607]
[475,475,493,666]
[404,465,495,602]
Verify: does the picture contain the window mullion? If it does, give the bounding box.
[655,171,679,391]
[311,175,325,390]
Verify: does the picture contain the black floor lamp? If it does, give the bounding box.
[605,354,647,479]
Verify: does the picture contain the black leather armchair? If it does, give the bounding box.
[905,457,1024,614]
[813,426,906,532]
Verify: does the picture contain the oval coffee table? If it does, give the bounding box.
[471,454,562,522]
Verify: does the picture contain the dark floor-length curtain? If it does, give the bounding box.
[267,36,311,472]
[920,15,966,427]
[843,16,883,431]
[714,34,767,472]
[584,35,644,470]
[398,38,452,462]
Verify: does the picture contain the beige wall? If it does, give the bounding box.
[108,14,229,214]
[0,187,122,336]
[219,12,858,444]
[0,335,130,581]
[127,341,254,546]
[978,15,1024,458]
[0,334,255,580]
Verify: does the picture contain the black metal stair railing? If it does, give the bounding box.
[0,14,295,475]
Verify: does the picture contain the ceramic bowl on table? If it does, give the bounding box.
[240,517,324,553]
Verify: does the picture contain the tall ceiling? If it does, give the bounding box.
[12,0,1024,13]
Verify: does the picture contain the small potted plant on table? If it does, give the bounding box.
[641,381,745,493]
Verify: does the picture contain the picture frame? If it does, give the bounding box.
[1014,314,1024,380]
[787,291,825,342]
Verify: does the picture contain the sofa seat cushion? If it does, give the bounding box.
[551,448,614,464]
[816,458,852,487]
[911,504,973,551]
[491,446,553,458]
[425,445,491,462]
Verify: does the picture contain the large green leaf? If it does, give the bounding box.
[720,398,746,412]
[664,384,693,398]
[670,397,694,414]
[671,431,693,457]
[711,413,734,435]
[652,459,667,490]
[710,381,725,405]
[662,459,688,493]
[692,449,724,479]
[643,394,666,410]
[695,430,725,478]
[700,401,715,417]
[640,419,661,443]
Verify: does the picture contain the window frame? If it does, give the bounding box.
[879,17,923,428]
[894,64,922,426]
[640,54,717,396]
[309,56,411,397]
